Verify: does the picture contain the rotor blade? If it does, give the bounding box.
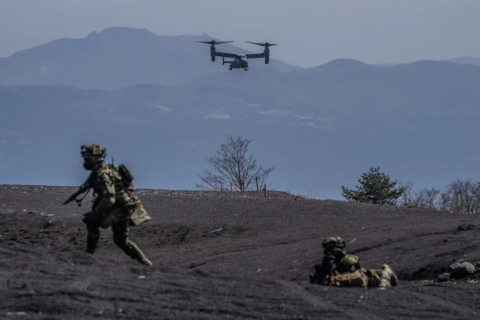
[245,41,277,47]
[245,41,265,46]
[196,40,234,45]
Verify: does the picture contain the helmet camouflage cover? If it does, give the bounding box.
[322,236,346,254]
[81,144,106,161]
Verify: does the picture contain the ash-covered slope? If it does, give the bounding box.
[1,185,479,319]
[0,27,299,89]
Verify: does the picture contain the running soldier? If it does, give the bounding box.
[309,237,398,289]
[64,144,152,266]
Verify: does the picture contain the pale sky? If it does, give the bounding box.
[1,0,479,67]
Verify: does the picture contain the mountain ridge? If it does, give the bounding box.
[1,29,480,197]
[447,56,480,66]
[1,56,480,197]
[0,27,301,89]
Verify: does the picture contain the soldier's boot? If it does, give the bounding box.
[377,264,398,289]
[86,225,100,254]
[382,264,398,287]
[114,236,152,266]
[136,253,153,267]
[129,241,153,266]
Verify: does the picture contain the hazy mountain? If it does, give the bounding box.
[1,59,479,198]
[0,27,300,89]
[448,56,480,66]
[179,58,480,118]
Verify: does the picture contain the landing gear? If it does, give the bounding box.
[229,68,232,71]
[244,68,248,71]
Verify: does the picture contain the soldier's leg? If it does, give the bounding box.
[366,265,398,289]
[82,212,101,254]
[111,219,152,266]
[366,269,385,288]
[86,225,100,254]
[382,264,398,287]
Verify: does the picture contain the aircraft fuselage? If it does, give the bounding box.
[230,55,248,70]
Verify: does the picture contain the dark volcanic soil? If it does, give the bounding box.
[1,185,479,319]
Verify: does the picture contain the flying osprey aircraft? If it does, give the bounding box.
[196,40,277,71]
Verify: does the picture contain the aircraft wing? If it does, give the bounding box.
[215,51,237,58]
[245,53,265,59]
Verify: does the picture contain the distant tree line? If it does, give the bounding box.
[199,139,478,212]
[343,167,480,213]
[398,180,480,213]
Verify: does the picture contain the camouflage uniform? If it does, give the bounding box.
[309,237,398,289]
[79,144,152,266]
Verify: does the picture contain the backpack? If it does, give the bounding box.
[118,164,135,191]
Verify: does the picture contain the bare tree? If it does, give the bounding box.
[415,187,442,209]
[397,182,441,209]
[399,179,480,213]
[198,135,274,191]
[397,181,416,207]
[441,179,480,213]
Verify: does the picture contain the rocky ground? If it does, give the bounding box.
[0,185,479,319]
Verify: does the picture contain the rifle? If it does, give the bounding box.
[325,254,337,285]
[63,182,91,206]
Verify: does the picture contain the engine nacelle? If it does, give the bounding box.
[210,45,216,62]
[264,46,270,64]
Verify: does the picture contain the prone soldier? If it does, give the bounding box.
[65,144,152,266]
[310,237,398,289]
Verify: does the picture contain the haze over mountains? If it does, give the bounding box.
[448,56,480,67]
[0,27,299,89]
[1,27,479,198]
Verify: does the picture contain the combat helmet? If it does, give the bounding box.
[322,236,346,255]
[81,144,106,170]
